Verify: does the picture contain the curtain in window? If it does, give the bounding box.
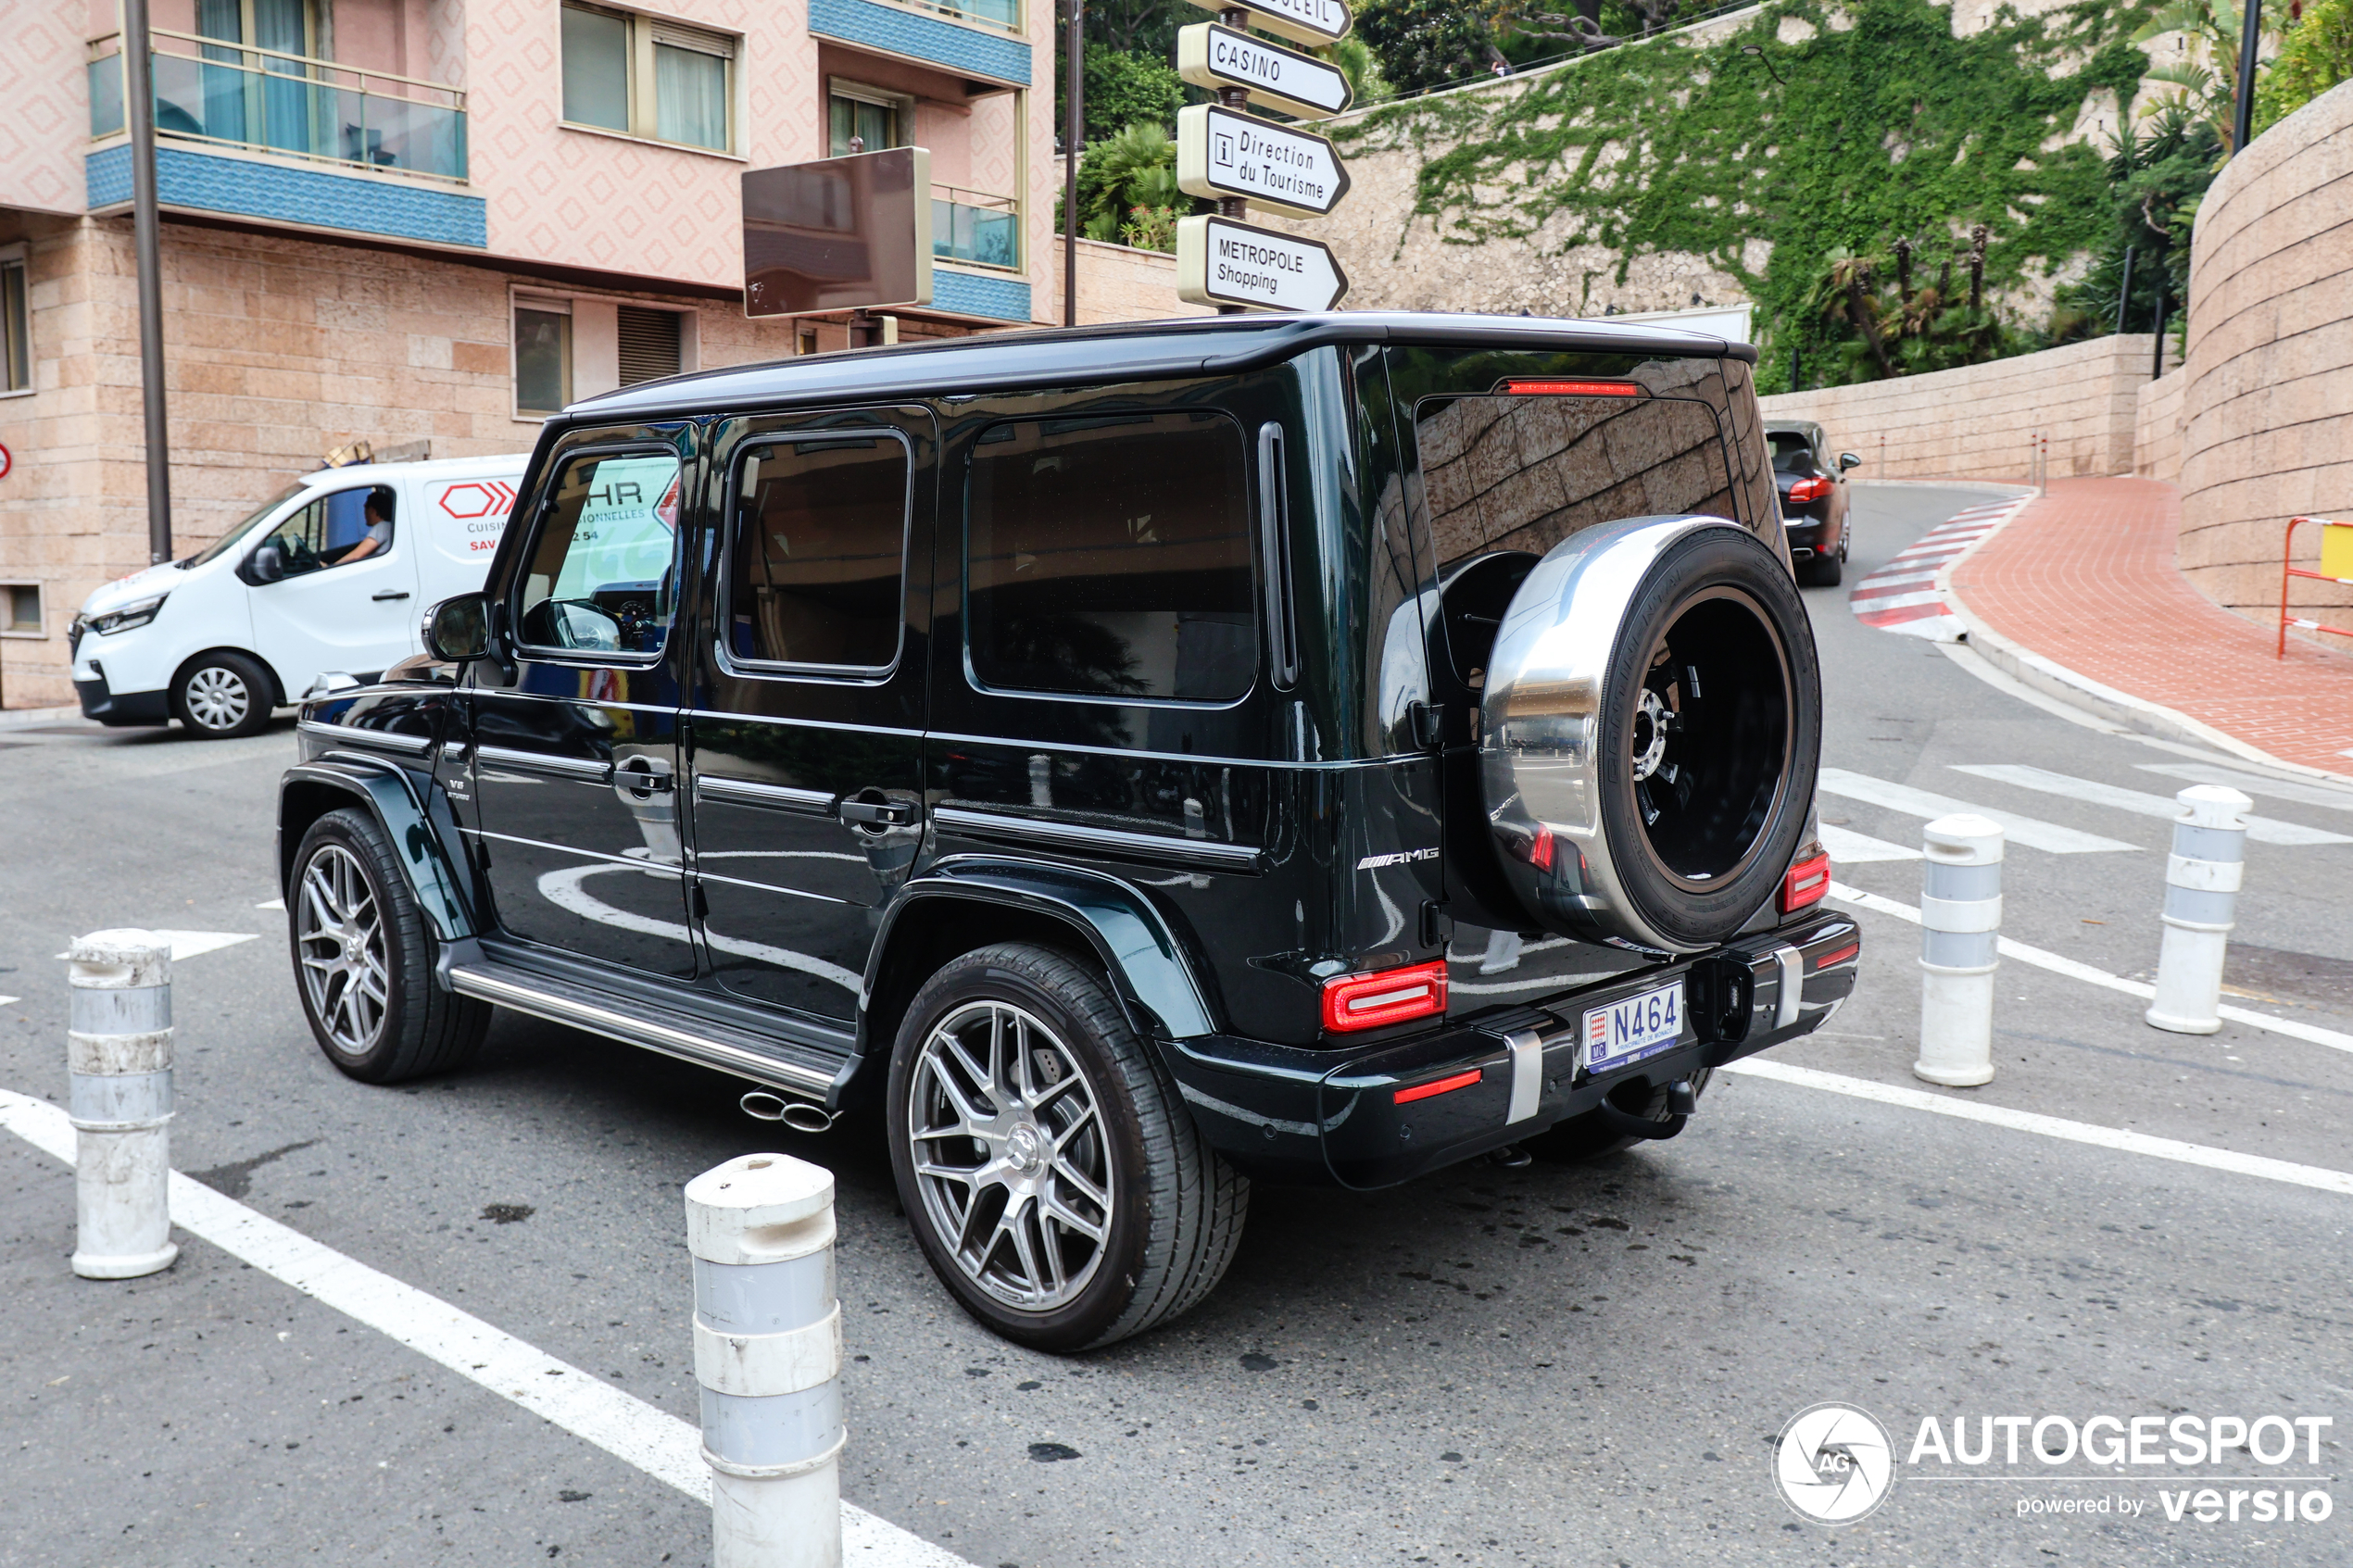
[193,0,247,144]
[251,0,317,157]
[654,44,727,151]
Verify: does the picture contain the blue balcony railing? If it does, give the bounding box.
[87,30,467,182]
[932,186,1019,270]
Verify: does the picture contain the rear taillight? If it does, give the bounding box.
[1816,941,1859,968]
[1393,1067,1483,1105]
[1786,475,1833,505]
[1780,848,1831,913]
[1322,960,1449,1033]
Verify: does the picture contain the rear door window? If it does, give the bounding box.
[965,411,1257,703]
[1416,388,1738,571]
[726,433,910,672]
[514,450,682,656]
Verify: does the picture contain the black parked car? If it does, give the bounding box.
[277,314,1856,1350]
[1766,420,1860,585]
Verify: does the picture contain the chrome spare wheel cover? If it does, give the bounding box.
[1478,514,1747,953]
[185,665,251,731]
[296,844,391,1056]
[908,1000,1113,1312]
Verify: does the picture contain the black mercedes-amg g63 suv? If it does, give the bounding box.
[277,312,1857,1349]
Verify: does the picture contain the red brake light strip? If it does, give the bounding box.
[1502,379,1642,397]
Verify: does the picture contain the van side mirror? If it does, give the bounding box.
[242,543,286,585]
[422,591,492,662]
[1838,452,1862,471]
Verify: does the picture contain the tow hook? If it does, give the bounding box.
[1666,1078,1700,1117]
[739,1090,838,1134]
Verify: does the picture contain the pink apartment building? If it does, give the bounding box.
[0,0,1064,707]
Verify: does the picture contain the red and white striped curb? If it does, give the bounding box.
[1848,494,2034,641]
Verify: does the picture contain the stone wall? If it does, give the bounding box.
[1755,334,2156,483]
[2176,76,2353,641]
[0,214,804,707]
[2135,365,2186,483]
[1042,236,1208,326]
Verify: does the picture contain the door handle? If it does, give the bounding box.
[838,797,916,827]
[371,590,411,601]
[614,755,675,801]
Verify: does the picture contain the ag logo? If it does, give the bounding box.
[1773,1403,1895,1524]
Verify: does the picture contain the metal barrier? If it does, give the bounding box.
[2277,515,2353,657]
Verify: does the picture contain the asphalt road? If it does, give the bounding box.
[3,483,2348,1566]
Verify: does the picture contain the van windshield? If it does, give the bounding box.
[180,483,312,569]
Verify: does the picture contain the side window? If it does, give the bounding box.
[966,412,1256,703]
[1416,390,1736,572]
[253,485,396,580]
[515,450,682,657]
[727,433,909,671]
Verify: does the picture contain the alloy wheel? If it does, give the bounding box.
[907,1000,1113,1312]
[184,666,251,732]
[296,845,391,1057]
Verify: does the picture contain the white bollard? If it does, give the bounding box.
[68,930,179,1279]
[686,1152,843,1568]
[1913,814,2004,1087]
[2145,785,2253,1035]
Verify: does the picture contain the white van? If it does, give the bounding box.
[69,453,530,738]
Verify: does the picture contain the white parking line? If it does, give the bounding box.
[1721,1059,2353,1198]
[1951,764,2352,847]
[258,898,286,911]
[0,1087,974,1568]
[1818,823,1921,863]
[1846,590,1946,612]
[1817,770,2139,854]
[1828,882,2353,1056]
[0,997,18,1009]
[2137,761,2353,813]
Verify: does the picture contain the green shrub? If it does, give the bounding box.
[2256,0,2353,132]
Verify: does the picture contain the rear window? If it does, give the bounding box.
[1768,431,1816,471]
[1416,391,1738,571]
[727,433,909,671]
[965,411,1256,703]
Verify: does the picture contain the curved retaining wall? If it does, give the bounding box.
[2178,75,2353,640]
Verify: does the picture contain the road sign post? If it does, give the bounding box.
[1176,105,1351,220]
[1176,215,1349,312]
[1177,22,1353,119]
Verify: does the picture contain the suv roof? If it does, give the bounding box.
[569,311,1763,423]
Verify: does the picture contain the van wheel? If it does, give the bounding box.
[288,807,488,1083]
[172,651,276,739]
[887,943,1249,1351]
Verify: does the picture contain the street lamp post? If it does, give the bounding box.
[121,0,174,563]
[2232,0,2262,157]
[1063,0,1083,327]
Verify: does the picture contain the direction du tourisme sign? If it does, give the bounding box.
[1172,0,1353,312]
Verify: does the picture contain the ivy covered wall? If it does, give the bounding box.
[1274,0,2164,392]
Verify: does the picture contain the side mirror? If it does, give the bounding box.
[242,543,286,585]
[1838,452,1862,471]
[422,591,492,662]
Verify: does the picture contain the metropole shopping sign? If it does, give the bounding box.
[1173,0,1352,312]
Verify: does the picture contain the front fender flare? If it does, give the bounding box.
[872,857,1218,1042]
[279,759,476,942]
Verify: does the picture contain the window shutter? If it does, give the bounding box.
[617,307,683,386]
[647,18,736,56]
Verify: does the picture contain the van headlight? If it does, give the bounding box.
[87,594,169,635]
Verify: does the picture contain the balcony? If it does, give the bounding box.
[87,30,467,182]
[932,185,1019,270]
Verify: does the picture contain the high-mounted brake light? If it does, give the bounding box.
[1394,1067,1483,1105]
[1786,475,1834,505]
[1322,960,1449,1033]
[1503,379,1642,398]
[1780,849,1831,913]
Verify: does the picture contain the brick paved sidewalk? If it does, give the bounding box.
[1947,476,2353,777]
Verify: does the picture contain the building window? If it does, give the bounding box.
[827,83,906,157]
[560,3,736,154]
[3,583,44,636]
[516,302,573,417]
[617,306,681,386]
[1,251,29,393]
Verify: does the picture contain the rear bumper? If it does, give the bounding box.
[1783,510,1836,555]
[73,671,171,727]
[1164,913,1860,1188]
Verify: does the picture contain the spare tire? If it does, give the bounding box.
[1478,517,1820,953]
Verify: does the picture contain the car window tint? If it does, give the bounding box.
[257,485,396,578]
[728,435,908,670]
[516,450,681,656]
[1768,431,1815,471]
[966,411,1255,702]
[1416,394,1737,573]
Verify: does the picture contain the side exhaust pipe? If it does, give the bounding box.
[739,1090,838,1134]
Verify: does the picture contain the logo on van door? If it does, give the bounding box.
[435,481,519,552]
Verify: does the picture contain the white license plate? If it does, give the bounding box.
[1582,981,1686,1074]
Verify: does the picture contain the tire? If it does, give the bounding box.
[171,650,276,739]
[887,943,1249,1351]
[288,807,488,1084]
[1529,1069,1713,1162]
[1800,550,1843,587]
